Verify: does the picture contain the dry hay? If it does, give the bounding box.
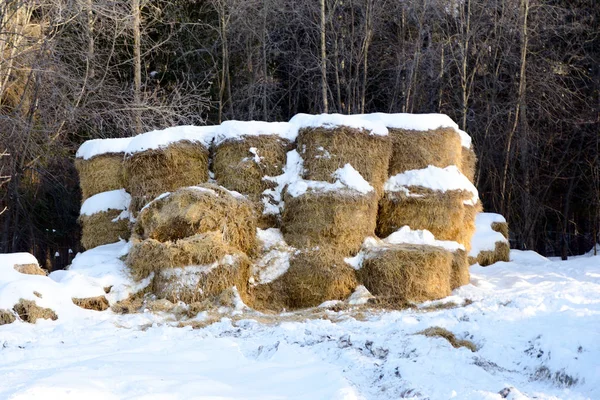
[418,326,477,352]
[470,241,510,267]
[491,221,509,240]
[79,210,131,250]
[72,296,110,311]
[297,126,392,194]
[377,188,474,247]
[76,154,126,201]
[14,263,46,276]
[450,249,470,290]
[250,248,358,311]
[12,299,58,323]
[358,244,453,303]
[124,141,209,214]
[388,127,462,176]
[463,202,483,252]
[0,309,16,325]
[461,147,477,183]
[282,190,378,255]
[126,233,251,305]
[133,184,257,254]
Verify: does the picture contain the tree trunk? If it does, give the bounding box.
[132,0,142,134]
[320,0,328,113]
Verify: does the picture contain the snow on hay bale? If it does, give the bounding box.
[469,213,510,266]
[79,189,131,250]
[281,164,378,255]
[290,113,391,194]
[126,233,251,304]
[213,121,294,228]
[133,184,257,254]
[123,126,216,214]
[377,166,479,247]
[362,113,469,176]
[75,137,132,200]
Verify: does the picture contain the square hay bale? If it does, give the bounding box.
[134,184,257,254]
[461,147,477,183]
[297,126,392,194]
[79,210,131,250]
[388,127,462,176]
[12,299,58,323]
[377,188,474,247]
[451,249,470,290]
[469,241,510,267]
[126,233,251,305]
[124,141,210,214]
[358,244,453,303]
[282,190,378,255]
[76,153,126,201]
[250,248,357,311]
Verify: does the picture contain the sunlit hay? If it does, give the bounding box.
[282,190,379,256]
[297,126,392,194]
[133,184,257,254]
[463,202,483,252]
[491,221,509,240]
[418,326,477,352]
[75,154,125,201]
[124,141,209,215]
[251,248,358,311]
[72,296,110,311]
[461,147,477,183]
[79,210,130,250]
[387,127,462,176]
[213,135,291,196]
[377,187,474,247]
[0,309,16,325]
[473,241,510,267]
[126,233,251,305]
[13,263,46,276]
[450,249,470,290]
[358,244,453,303]
[12,299,58,323]
[111,295,145,314]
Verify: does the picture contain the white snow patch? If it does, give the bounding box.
[0,252,39,268]
[287,164,373,198]
[75,137,132,160]
[384,226,465,252]
[251,228,294,285]
[469,212,510,257]
[125,125,217,155]
[215,121,295,145]
[289,113,389,136]
[385,165,479,205]
[347,285,374,305]
[80,189,131,216]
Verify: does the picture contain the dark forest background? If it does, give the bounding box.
[1,0,598,269]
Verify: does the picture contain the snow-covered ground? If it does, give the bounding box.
[1,247,599,400]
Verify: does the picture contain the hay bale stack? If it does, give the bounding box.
[468,213,510,266]
[251,248,357,311]
[290,114,391,194]
[123,126,216,214]
[213,122,294,228]
[133,184,257,254]
[377,166,479,247]
[358,244,453,303]
[79,189,131,250]
[75,137,132,200]
[461,147,477,183]
[126,233,251,304]
[282,185,378,256]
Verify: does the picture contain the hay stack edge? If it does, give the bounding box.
[75,114,509,312]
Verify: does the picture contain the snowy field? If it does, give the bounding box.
[1,247,599,400]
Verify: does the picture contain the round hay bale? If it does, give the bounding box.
[76,154,126,201]
[213,135,291,228]
[124,141,210,214]
[470,241,510,267]
[358,244,453,303]
[450,249,470,290]
[251,248,357,311]
[461,147,477,183]
[126,233,251,304]
[282,190,378,255]
[296,126,391,194]
[79,210,130,250]
[377,188,474,247]
[134,184,257,254]
[387,127,462,176]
